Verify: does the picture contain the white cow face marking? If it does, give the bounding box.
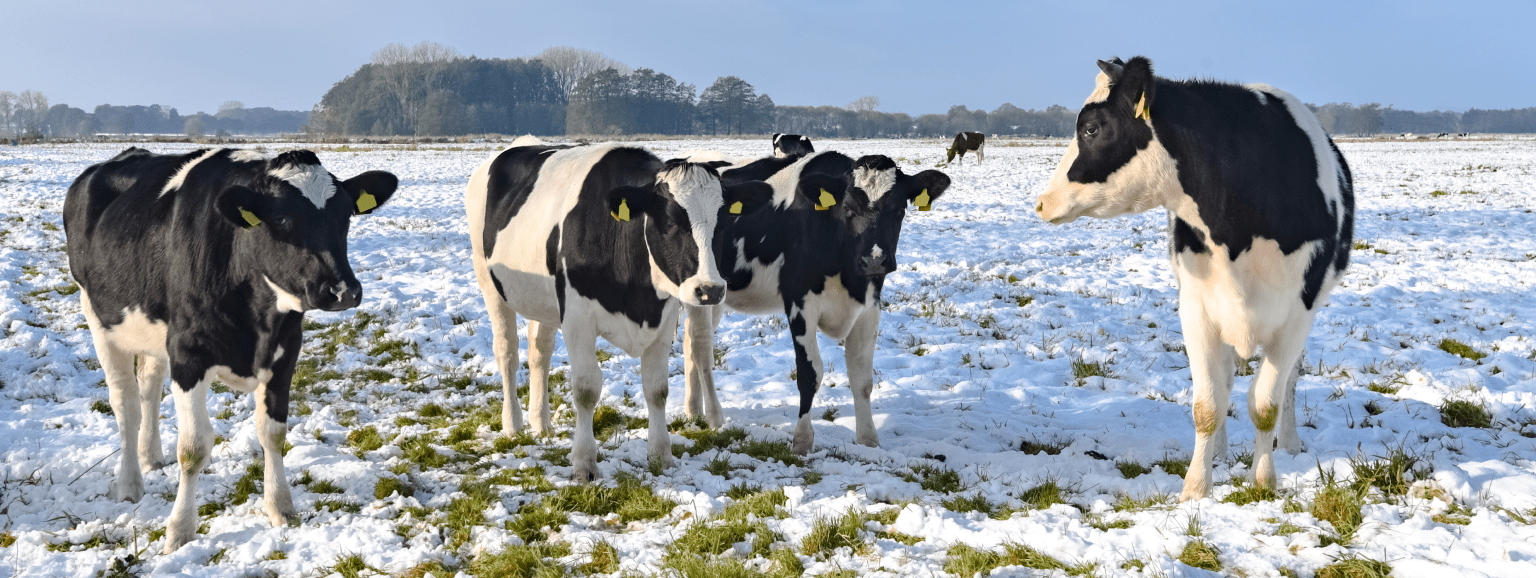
[652,163,726,306]
[268,160,337,209]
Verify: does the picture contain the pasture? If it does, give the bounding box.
[1,137,1534,577]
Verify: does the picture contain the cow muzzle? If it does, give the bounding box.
[692,282,725,306]
[861,254,893,277]
[317,280,362,311]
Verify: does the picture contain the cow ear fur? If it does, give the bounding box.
[796,173,846,210]
[1111,56,1155,116]
[341,171,399,216]
[607,185,655,223]
[722,181,773,215]
[215,186,271,230]
[907,170,953,207]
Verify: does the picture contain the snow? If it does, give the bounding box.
[2,136,1535,577]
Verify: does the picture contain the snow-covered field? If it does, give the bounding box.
[2,137,1534,577]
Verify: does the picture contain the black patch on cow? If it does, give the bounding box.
[948,132,985,163]
[1172,217,1208,255]
[1298,139,1356,309]
[557,147,675,328]
[491,275,507,302]
[773,134,815,157]
[481,145,570,259]
[545,225,561,276]
[720,155,801,186]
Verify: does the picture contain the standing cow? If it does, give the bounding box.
[1034,57,1353,500]
[772,133,815,158]
[946,131,985,165]
[681,152,950,454]
[65,147,399,551]
[467,144,770,481]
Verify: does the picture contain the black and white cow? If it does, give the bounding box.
[1034,57,1353,500]
[946,131,985,165]
[64,147,398,551]
[467,144,771,481]
[681,151,950,454]
[772,133,815,158]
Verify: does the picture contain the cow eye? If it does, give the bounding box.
[1083,125,1100,138]
[274,216,292,229]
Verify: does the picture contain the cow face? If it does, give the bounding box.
[1036,56,1179,225]
[215,150,397,312]
[854,156,951,276]
[610,162,768,306]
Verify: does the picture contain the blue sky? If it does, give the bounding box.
[7,0,1530,115]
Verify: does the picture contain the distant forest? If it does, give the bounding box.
[6,43,1536,139]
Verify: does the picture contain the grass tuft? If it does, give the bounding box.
[374,477,414,499]
[1223,484,1277,505]
[908,464,963,493]
[737,438,803,467]
[1316,556,1393,578]
[1440,399,1493,428]
[470,543,568,578]
[1437,338,1486,361]
[346,425,384,457]
[1116,460,1150,479]
[1178,540,1222,571]
[944,543,1086,577]
[1019,480,1069,510]
[801,509,869,557]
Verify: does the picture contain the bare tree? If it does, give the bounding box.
[848,95,880,112]
[16,91,49,134]
[184,115,206,138]
[218,100,245,113]
[535,46,631,102]
[369,41,463,135]
[0,91,14,137]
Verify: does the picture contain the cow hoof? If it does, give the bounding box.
[856,433,880,448]
[791,437,813,456]
[109,480,144,503]
[267,509,300,528]
[162,525,196,554]
[648,453,674,472]
[571,460,599,483]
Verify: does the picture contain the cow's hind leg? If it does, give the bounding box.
[641,331,675,470]
[683,304,725,428]
[96,337,144,502]
[1248,317,1311,491]
[1277,355,1303,455]
[976,142,985,165]
[1179,308,1235,501]
[845,308,881,448]
[483,291,526,436]
[564,324,602,482]
[137,355,170,470]
[527,319,557,435]
[164,376,214,552]
[787,303,825,455]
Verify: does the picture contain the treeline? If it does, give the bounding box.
[0,91,308,138]
[1312,102,1536,135]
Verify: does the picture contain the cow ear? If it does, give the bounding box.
[1111,56,1155,119]
[906,170,952,211]
[722,181,773,216]
[215,186,270,230]
[797,173,846,211]
[1096,58,1124,80]
[341,171,399,216]
[607,185,655,223]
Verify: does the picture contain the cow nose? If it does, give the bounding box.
[320,281,362,311]
[695,284,725,305]
[862,255,893,276]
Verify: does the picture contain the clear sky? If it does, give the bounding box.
[6,0,1530,116]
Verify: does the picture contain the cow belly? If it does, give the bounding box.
[82,290,169,358]
[487,263,561,324]
[724,256,786,314]
[805,276,871,341]
[1174,238,1318,357]
[565,294,679,356]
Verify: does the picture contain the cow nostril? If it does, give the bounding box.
[696,285,725,303]
[1035,201,1044,213]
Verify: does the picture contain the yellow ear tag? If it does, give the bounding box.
[816,188,836,211]
[355,190,377,214]
[1134,92,1151,121]
[612,198,631,222]
[915,188,932,211]
[729,201,743,215]
[239,207,262,229]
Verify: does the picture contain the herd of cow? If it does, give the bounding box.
[59,57,1355,552]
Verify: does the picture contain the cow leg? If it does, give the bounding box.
[976,143,985,164]
[484,292,526,436]
[136,355,170,470]
[164,377,214,553]
[641,333,675,470]
[845,308,881,448]
[255,379,296,528]
[1179,308,1234,501]
[787,303,824,455]
[683,304,725,428]
[1248,318,1311,491]
[95,337,144,502]
[1277,355,1303,455]
[564,325,602,482]
[527,319,556,435]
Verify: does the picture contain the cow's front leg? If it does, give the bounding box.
[527,320,557,435]
[1277,355,1304,455]
[165,376,214,553]
[1179,308,1234,501]
[1249,317,1312,491]
[787,302,824,455]
[255,378,297,527]
[136,355,170,470]
[682,304,725,428]
[564,325,602,482]
[641,333,674,470]
[845,308,881,448]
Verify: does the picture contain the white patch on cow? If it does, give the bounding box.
[1085,71,1113,105]
[1037,134,1181,224]
[159,149,221,197]
[682,149,746,168]
[723,240,786,313]
[765,153,817,208]
[510,134,547,147]
[1246,83,1346,232]
[230,148,271,162]
[264,276,304,312]
[853,166,897,204]
[656,163,726,305]
[100,305,170,357]
[268,162,336,208]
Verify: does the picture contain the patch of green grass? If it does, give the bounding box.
[821,406,839,422]
[803,471,823,485]
[1437,338,1486,361]
[419,403,449,418]
[1116,461,1150,479]
[801,509,869,557]
[1223,484,1277,506]
[507,473,674,543]
[368,337,417,361]
[90,399,112,414]
[1440,399,1493,428]
[443,475,502,547]
[374,477,414,499]
[1430,190,1448,197]
[704,455,733,477]
[1113,491,1173,512]
[944,543,1087,577]
[675,426,747,457]
[579,541,620,575]
[0,532,15,548]
[331,553,374,578]
[315,499,362,514]
[1019,480,1069,510]
[1316,556,1393,578]
[1178,540,1222,571]
[309,478,345,495]
[942,492,993,516]
[1019,436,1069,455]
[400,435,448,468]
[908,464,963,493]
[265,549,288,561]
[592,405,627,441]
[1155,456,1189,477]
[470,543,569,578]
[1015,295,1034,307]
[1312,471,1366,543]
[1433,502,1473,525]
[1349,445,1422,496]
[1071,358,1112,382]
[230,462,263,506]
[737,438,803,467]
[542,446,571,467]
[351,368,394,383]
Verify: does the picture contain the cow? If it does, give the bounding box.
[946,131,985,165]
[772,133,815,158]
[680,151,950,454]
[1034,56,1353,500]
[466,143,772,481]
[64,147,399,552]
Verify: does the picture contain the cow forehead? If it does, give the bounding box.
[1084,71,1113,105]
[268,162,337,208]
[658,164,723,221]
[853,166,897,204]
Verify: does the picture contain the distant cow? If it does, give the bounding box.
[1035,57,1353,500]
[65,147,399,551]
[681,151,950,454]
[946,131,985,165]
[772,133,815,158]
[467,144,770,481]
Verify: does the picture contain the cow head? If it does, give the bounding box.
[852,155,951,276]
[607,160,770,306]
[215,150,398,312]
[1035,56,1179,225]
